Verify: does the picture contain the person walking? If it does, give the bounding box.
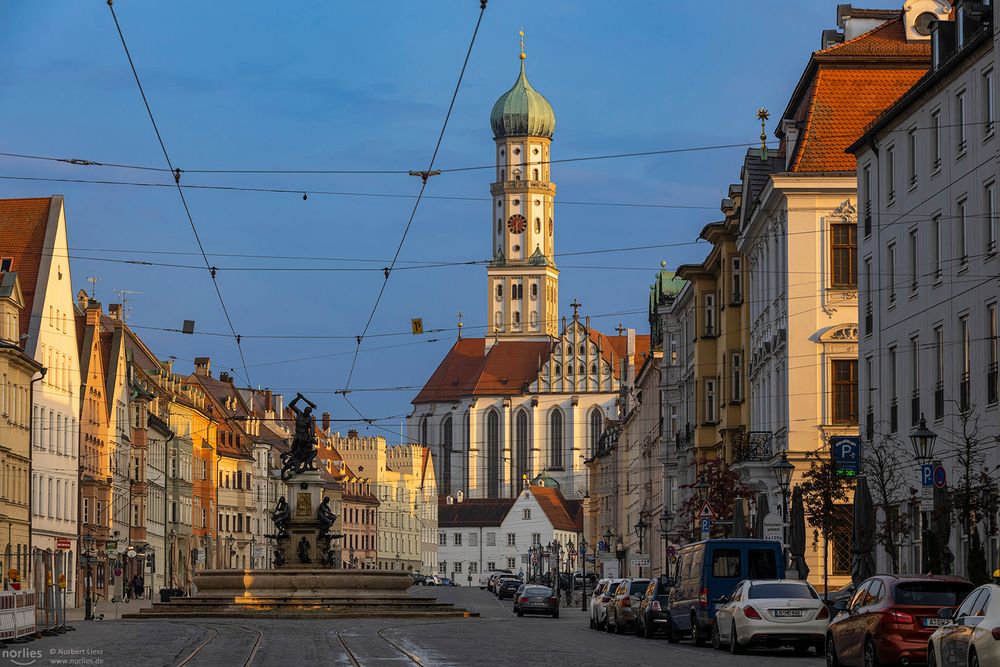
[131,573,143,600]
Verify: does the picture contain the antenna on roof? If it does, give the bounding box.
[86,275,100,299]
[112,289,142,322]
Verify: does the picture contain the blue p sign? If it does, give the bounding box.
[921,463,934,487]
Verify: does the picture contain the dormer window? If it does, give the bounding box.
[0,258,11,272]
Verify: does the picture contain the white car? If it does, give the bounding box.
[711,579,829,656]
[928,583,1000,667]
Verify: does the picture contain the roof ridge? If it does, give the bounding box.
[790,68,823,172]
[815,14,900,56]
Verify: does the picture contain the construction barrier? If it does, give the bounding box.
[31,549,68,632]
[13,590,35,638]
[0,592,15,640]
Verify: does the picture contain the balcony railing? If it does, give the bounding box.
[732,431,773,464]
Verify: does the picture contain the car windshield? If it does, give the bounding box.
[524,587,551,596]
[894,582,975,606]
[629,581,650,595]
[749,583,817,600]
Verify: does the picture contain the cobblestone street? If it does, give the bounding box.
[5,587,823,667]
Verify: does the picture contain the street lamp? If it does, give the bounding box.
[634,517,648,577]
[579,539,589,612]
[909,414,938,463]
[249,536,256,570]
[226,535,236,569]
[167,528,176,589]
[773,452,795,547]
[82,534,95,621]
[659,509,673,577]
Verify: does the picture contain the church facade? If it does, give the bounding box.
[409,48,648,499]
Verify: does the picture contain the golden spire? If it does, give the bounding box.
[519,28,526,60]
[756,107,770,161]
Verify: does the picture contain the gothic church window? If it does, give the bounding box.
[516,410,529,491]
[534,218,541,234]
[496,284,503,299]
[533,169,539,180]
[589,409,603,457]
[549,409,564,469]
[441,416,453,495]
[514,311,521,325]
[487,410,500,497]
[531,284,538,298]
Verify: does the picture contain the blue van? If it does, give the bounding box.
[665,539,785,645]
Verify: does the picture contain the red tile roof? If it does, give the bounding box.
[529,486,582,532]
[437,497,516,527]
[783,16,931,174]
[413,330,651,404]
[0,198,54,339]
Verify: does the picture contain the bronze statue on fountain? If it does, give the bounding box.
[281,393,319,480]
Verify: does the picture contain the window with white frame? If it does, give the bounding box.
[888,242,897,304]
[453,562,462,574]
[931,109,942,169]
[731,352,743,402]
[669,405,678,438]
[439,562,447,574]
[907,128,917,186]
[984,69,995,135]
[469,532,478,547]
[522,508,531,520]
[886,145,896,201]
[531,533,541,546]
[454,533,462,546]
[731,257,742,304]
[957,90,968,152]
[704,293,716,337]
[507,533,516,547]
[986,181,997,253]
[704,379,717,424]
[958,197,969,264]
[507,557,517,569]
[487,561,496,571]
[486,532,496,547]
[932,214,943,279]
[469,562,479,574]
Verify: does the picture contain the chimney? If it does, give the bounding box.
[322,411,331,432]
[193,357,211,377]
[263,390,273,412]
[219,371,231,383]
[76,289,89,312]
[86,299,102,326]
[108,303,122,320]
[348,429,359,439]
[626,328,636,356]
[456,490,464,503]
[274,393,284,418]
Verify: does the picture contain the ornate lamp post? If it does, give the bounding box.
[909,414,938,463]
[773,452,795,545]
[634,517,648,577]
[659,508,673,578]
[226,534,236,569]
[167,528,176,589]
[82,534,95,620]
[579,539,590,611]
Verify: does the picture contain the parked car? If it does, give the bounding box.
[488,572,514,593]
[635,577,673,638]
[826,574,973,667]
[515,585,559,618]
[588,579,610,629]
[574,571,599,591]
[666,539,785,646]
[591,578,624,631]
[496,577,522,600]
[927,583,1000,667]
[712,579,828,656]
[824,581,858,610]
[410,573,428,586]
[606,578,651,634]
[479,569,512,590]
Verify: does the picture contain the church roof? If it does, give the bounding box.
[780,15,930,174]
[412,328,650,404]
[0,197,56,339]
[490,60,556,139]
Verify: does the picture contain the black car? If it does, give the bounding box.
[635,577,672,638]
[515,585,559,618]
[497,578,522,600]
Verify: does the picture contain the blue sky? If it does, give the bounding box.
[2,1,836,435]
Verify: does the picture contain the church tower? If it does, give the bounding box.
[487,36,559,339]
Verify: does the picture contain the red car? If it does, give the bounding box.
[826,574,973,667]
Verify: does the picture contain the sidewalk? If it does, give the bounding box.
[65,596,153,622]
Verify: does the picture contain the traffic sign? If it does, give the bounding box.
[832,436,861,478]
[921,463,935,487]
[665,545,677,559]
[934,465,947,489]
[700,517,711,540]
[105,540,118,555]
[113,567,123,578]
[762,513,783,542]
[630,554,650,568]
[698,503,716,519]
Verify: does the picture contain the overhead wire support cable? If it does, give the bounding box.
[342,0,487,396]
[106,0,252,386]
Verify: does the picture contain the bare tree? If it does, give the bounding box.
[799,449,851,596]
[863,423,911,573]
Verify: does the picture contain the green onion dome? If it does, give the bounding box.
[490,60,555,139]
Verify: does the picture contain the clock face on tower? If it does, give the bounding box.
[506,213,527,234]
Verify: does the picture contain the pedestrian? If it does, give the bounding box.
[131,573,143,600]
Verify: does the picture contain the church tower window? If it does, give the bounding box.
[486,410,500,497]
[532,168,539,180]
[513,311,521,326]
[534,218,541,234]
[531,284,538,298]
[549,409,564,469]
[589,409,603,457]
[513,169,521,181]
[496,284,503,299]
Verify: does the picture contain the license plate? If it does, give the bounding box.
[923,617,949,627]
[531,597,547,602]
[773,609,803,618]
